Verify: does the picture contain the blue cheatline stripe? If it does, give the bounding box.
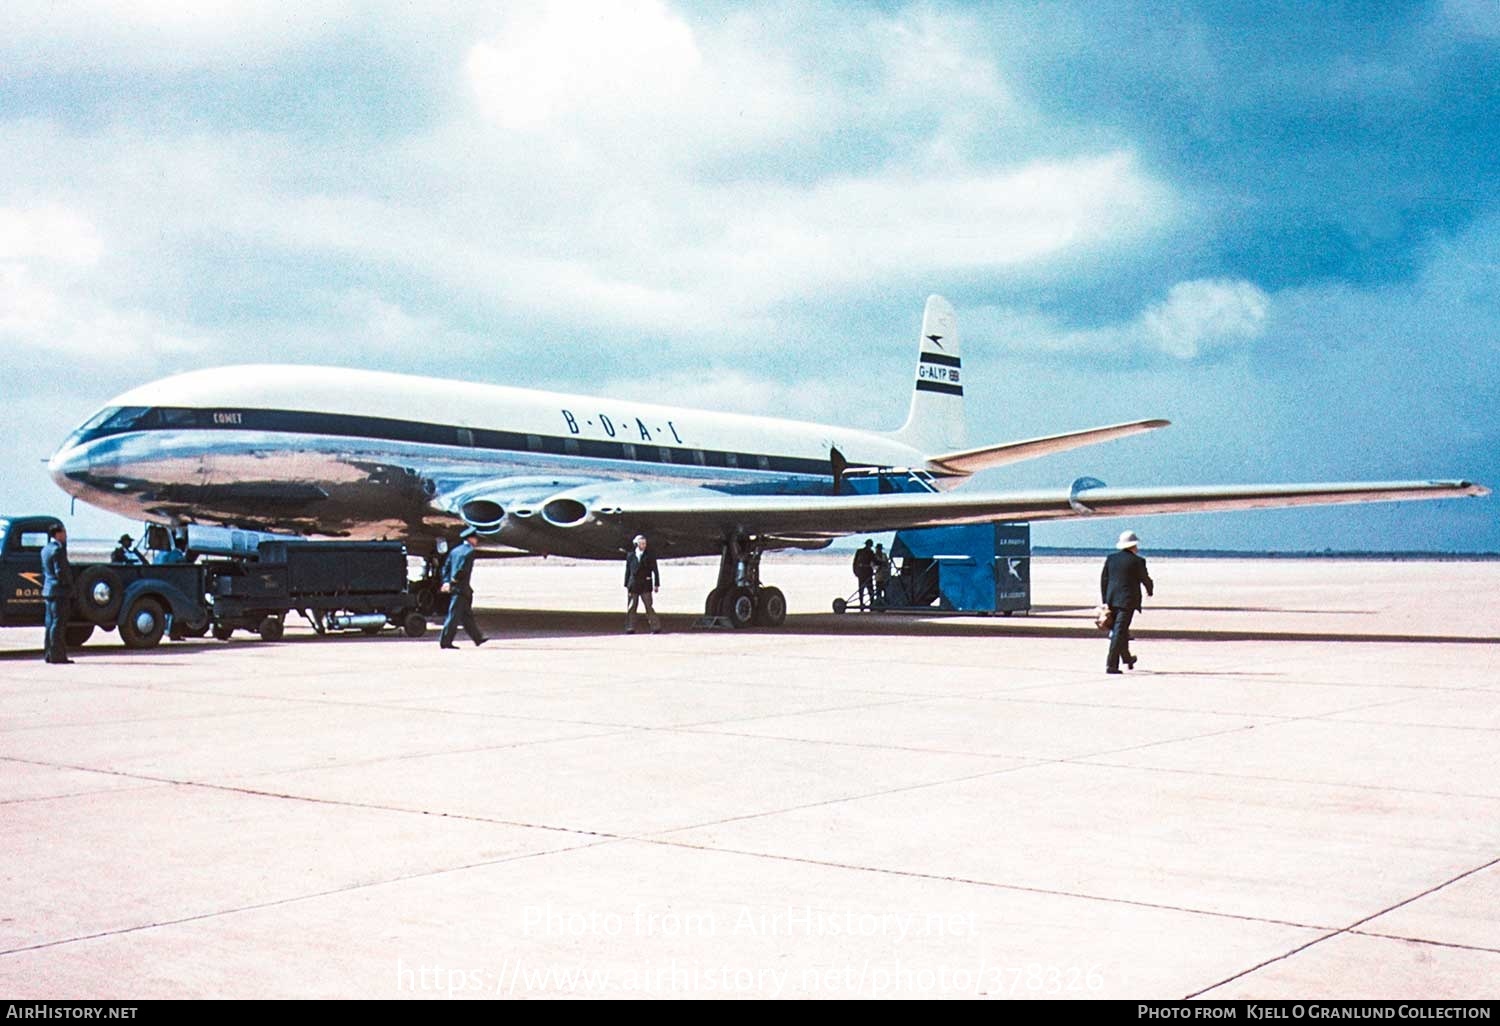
[71,405,885,479]
[919,352,961,368]
[914,380,964,396]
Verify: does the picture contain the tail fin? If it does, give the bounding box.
[890,294,966,454]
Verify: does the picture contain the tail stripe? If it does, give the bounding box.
[919,353,961,368]
[915,380,964,396]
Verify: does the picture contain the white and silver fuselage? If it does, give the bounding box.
[48,365,943,557]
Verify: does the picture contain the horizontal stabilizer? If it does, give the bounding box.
[927,419,1171,474]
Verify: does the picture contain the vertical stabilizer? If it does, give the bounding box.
[891,295,966,454]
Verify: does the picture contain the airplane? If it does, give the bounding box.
[47,296,1488,628]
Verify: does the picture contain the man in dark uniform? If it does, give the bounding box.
[873,543,892,606]
[111,534,145,564]
[438,528,488,649]
[624,533,661,634]
[1101,529,1154,675]
[852,538,876,611]
[41,524,74,664]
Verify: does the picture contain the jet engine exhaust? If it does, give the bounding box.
[460,499,505,533]
[541,497,589,527]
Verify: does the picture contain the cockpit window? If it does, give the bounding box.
[77,407,119,433]
[100,407,152,431]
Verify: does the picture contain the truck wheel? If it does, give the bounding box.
[258,616,284,642]
[119,596,166,649]
[76,566,123,624]
[403,613,427,638]
[64,623,95,648]
[212,623,234,641]
[754,586,787,628]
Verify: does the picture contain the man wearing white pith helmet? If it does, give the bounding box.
[1101,529,1154,675]
[624,534,662,634]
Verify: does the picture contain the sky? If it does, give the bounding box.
[0,0,1495,551]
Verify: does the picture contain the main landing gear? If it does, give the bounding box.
[703,534,786,629]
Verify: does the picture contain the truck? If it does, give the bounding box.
[1,516,428,650]
[1,515,211,649]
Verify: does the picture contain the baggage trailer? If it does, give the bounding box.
[209,540,427,641]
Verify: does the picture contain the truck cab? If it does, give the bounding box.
[0,516,63,627]
[0,516,97,645]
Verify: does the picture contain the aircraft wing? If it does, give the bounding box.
[926,419,1171,474]
[601,479,1489,545]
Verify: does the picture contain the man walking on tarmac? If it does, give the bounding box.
[624,534,662,634]
[438,528,488,649]
[1101,529,1154,675]
[41,524,74,664]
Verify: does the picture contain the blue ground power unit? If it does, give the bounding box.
[886,522,1031,614]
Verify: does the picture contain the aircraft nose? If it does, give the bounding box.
[47,442,92,487]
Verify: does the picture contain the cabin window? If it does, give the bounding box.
[658,447,674,463]
[725,452,738,468]
[564,438,580,456]
[456,428,475,447]
[757,455,771,470]
[621,443,636,460]
[692,450,707,466]
[526,434,542,452]
[157,409,200,428]
[17,532,49,551]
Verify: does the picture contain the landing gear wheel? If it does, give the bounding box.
[212,623,234,641]
[724,586,757,629]
[64,623,95,648]
[754,586,787,627]
[119,596,167,650]
[704,587,726,617]
[258,615,284,642]
[403,612,428,638]
[832,598,847,614]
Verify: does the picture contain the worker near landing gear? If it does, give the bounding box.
[852,538,876,611]
[438,528,488,649]
[873,543,892,607]
[624,534,662,634]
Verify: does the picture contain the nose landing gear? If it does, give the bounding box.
[703,534,786,629]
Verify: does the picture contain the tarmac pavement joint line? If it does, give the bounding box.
[0,833,624,961]
[1071,756,1500,805]
[1187,853,1500,998]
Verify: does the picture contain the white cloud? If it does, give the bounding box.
[0,205,204,362]
[0,205,103,267]
[0,0,356,70]
[467,0,702,133]
[975,277,1271,361]
[1139,278,1270,358]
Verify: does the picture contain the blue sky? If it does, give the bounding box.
[0,0,1494,550]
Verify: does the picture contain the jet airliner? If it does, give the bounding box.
[47,296,1488,627]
